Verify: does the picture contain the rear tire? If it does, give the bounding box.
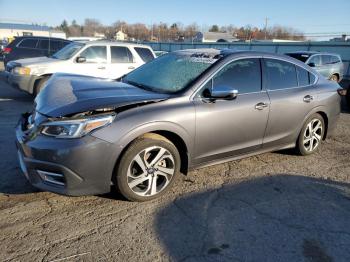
[329,74,339,82]
[114,134,181,202]
[296,113,325,156]
[34,76,49,96]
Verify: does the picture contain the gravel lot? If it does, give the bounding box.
[0,68,349,262]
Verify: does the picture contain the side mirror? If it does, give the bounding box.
[203,85,238,101]
[308,62,316,67]
[76,56,86,63]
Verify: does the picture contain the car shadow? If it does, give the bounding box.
[155,174,350,261]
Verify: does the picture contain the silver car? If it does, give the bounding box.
[285,51,344,82]
[16,49,342,202]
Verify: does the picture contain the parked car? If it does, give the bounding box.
[285,51,344,82]
[16,49,342,201]
[154,51,168,57]
[3,36,71,66]
[6,41,156,96]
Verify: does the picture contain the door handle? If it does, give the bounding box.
[128,66,135,70]
[255,102,268,110]
[303,95,314,103]
[97,66,106,70]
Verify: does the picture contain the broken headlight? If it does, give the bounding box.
[40,114,115,138]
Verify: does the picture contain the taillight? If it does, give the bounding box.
[3,47,12,54]
[337,88,347,96]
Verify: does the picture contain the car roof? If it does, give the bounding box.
[173,48,296,59]
[14,36,70,41]
[83,40,152,49]
[286,51,340,56]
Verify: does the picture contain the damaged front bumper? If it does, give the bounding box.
[15,113,118,196]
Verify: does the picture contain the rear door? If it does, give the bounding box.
[262,57,317,148]
[108,46,137,79]
[15,38,41,60]
[193,57,270,165]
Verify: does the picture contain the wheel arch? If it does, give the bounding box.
[32,74,52,94]
[111,127,192,186]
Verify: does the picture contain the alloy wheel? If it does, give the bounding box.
[303,119,323,152]
[127,146,175,196]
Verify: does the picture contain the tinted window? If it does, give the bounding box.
[39,39,49,49]
[308,55,321,66]
[111,46,133,63]
[134,47,154,62]
[213,58,261,93]
[18,39,38,48]
[50,40,61,51]
[80,46,107,63]
[296,66,310,86]
[265,59,297,90]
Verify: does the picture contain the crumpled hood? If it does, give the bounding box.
[35,74,170,117]
[14,56,58,67]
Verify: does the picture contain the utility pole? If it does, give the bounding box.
[264,17,269,40]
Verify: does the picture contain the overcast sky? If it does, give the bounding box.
[1,0,349,39]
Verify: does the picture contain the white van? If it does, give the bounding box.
[6,41,155,95]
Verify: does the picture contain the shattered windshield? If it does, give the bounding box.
[123,52,220,93]
[51,42,84,60]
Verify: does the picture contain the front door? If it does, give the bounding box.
[193,58,270,165]
[72,45,109,78]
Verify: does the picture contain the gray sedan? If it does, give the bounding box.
[16,49,343,201]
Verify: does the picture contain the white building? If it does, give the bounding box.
[0,23,66,42]
[115,30,127,41]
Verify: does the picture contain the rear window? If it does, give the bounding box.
[265,58,298,90]
[111,46,134,63]
[330,55,341,64]
[18,39,38,48]
[296,66,316,86]
[134,47,154,63]
[286,53,310,63]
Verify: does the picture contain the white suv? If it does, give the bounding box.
[6,41,155,95]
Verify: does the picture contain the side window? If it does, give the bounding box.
[296,66,309,86]
[50,40,61,51]
[134,47,154,63]
[212,58,261,94]
[308,55,321,66]
[79,46,107,63]
[330,55,340,64]
[321,55,332,65]
[18,39,38,48]
[309,73,316,84]
[39,39,49,50]
[111,46,134,63]
[265,59,297,90]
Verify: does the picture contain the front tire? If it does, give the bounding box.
[296,113,325,156]
[114,134,181,202]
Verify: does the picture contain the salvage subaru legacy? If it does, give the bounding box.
[16,49,342,201]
